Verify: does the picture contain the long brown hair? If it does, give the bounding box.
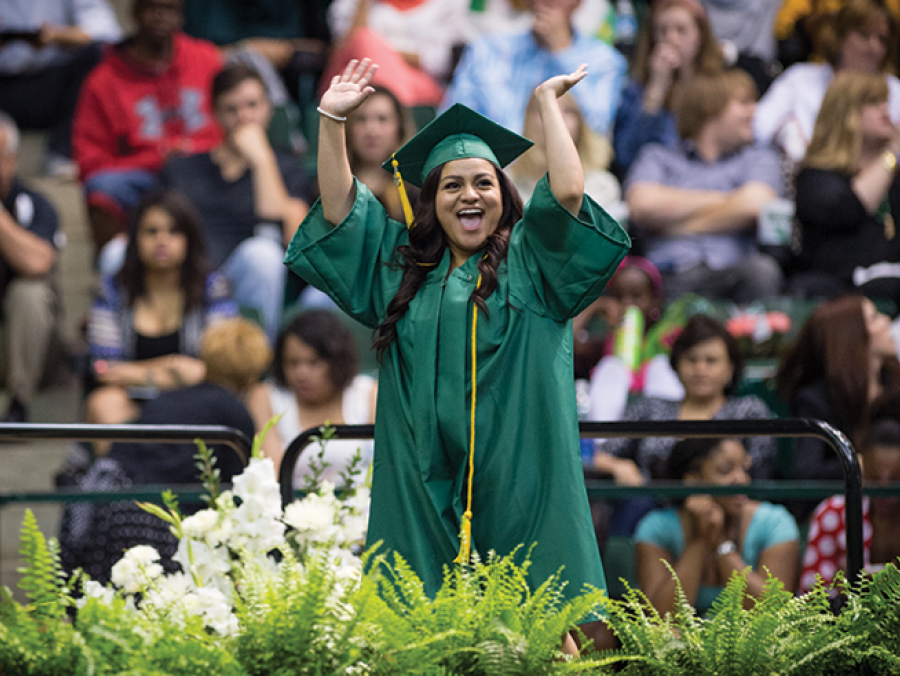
[630,0,723,108]
[801,71,889,174]
[776,295,900,443]
[373,161,523,359]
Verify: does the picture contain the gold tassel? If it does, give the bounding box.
[454,273,483,565]
[390,154,416,229]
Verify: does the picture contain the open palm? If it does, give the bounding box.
[535,64,588,100]
[320,59,379,118]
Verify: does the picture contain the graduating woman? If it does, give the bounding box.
[286,59,630,646]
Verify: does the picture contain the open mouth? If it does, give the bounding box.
[458,208,483,231]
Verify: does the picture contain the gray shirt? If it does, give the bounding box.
[700,0,781,62]
[625,141,782,273]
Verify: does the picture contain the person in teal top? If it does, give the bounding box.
[284,59,630,651]
[634,437,799,617]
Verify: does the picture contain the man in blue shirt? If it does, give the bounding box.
[441,0,626,137]
[625,69,784,304]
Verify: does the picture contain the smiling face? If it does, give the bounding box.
[136,205,188,271]
[676,337,734,402]
[435,157,504,269]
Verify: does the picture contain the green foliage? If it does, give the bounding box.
[15,509,76,621]
[194,438,222,507]
[360,547,611,675]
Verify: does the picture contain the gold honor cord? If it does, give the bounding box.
[390,154,416,229]
[454,272,483,564]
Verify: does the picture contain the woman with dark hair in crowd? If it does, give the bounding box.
[634,437,799,616]
[248,310,377,486]
[613,0,723,172]
[85,188,237,447]
[776,295,900,520]
[285,58,629,652]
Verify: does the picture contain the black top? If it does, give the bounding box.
[0,179,58,299]
[794,168,900,303]
[134,329,180,360]
[159,151,310,269]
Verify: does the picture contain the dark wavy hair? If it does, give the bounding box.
[372,161,523,359]
[669,314,744,394]
[274,310,359,393]
[118,188,209,311]
[664,436,737,482]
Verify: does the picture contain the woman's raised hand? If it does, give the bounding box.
[534,63,588,100]
[320,59,379,118]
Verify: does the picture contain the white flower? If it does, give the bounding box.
[347,487,371,514]
[181,509,220,539]
[216,490,235,511]
[233,458,280,509]
[341,513,368,545]
[77,580,115,608]
[174,538,232,589]
[284,494,337,534]
[188,586,240,636]
[124,544,161,566]
[142,571,194,612]
[111,547,164,594]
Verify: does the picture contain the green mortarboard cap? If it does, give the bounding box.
[381,103,534,187]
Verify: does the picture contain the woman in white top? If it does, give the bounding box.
[248,310,377,487]
[754,0,900,162]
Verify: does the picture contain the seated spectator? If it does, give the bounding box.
[247,310,377,487]
[72,0,223,256]
[0,0,121,176]
[441,0,627,136]
[593,314,776,535]
[755,0,900,164]
[157,63,310,342]
[0,113,64,422]
[626,69,784,305]
[320,0,472,107]
[791,72,900,304]
[345,85,417,223]
[60,317,271,584]
[85,189,237,450]
[613,0,723,174]
[635,437,799,616]
[776,295,900,521]
[799,404,900,594]
[577,256,683,417]
[698,0,783,94]
[511,90,622,214]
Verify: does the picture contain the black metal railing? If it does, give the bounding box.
[277,418,864,583]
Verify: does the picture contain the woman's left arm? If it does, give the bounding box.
[717,540,799,608]
[533,65,587,216]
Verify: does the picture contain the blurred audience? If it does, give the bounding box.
[85,189,236,449]
[0,113,64,423]
[344,84,417,223]
[634,437,799,616]
[0,0,121,176]
[791,72,900,304]
[799,402,900,593]
[776,295,900,520]
[626,69,783,304]
[698,0,783,94]
[248,310,377,487]
[320,0,472,107]
[594,314,776,534]
[511,90,622,212]
[755,0,900,164]
[60,317,270,584]
[72,0,222,256]
[442,0,627,136]
[613,0,724,174]
[158,63,310,342]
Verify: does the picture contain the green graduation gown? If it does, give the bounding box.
[284,175,630,607]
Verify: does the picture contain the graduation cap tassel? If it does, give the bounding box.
[390,154,416,229]
[454,272,483,565]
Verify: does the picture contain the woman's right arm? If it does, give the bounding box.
[317,59,379,225]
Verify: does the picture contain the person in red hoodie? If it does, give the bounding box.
[72,0,222,257]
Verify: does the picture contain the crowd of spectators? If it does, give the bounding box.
[3,0,900,602]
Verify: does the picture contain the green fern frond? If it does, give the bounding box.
[15,509,69,620]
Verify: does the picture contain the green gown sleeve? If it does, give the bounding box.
[508,174,631,321]
[283,179,406,329]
